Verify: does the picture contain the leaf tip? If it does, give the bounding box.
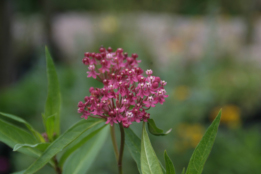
[13,145,19,151]
[182,167,186,174]
[164,150,168,159]
[216,108,222,122]
[166,128,172,134]
[45,46,52,61]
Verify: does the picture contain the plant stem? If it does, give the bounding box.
[53,156,62,174]
[110,124,119,161]
[118,123,125,174]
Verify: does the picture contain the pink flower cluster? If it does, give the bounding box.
[78,47,168,128]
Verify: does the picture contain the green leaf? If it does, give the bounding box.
[24,118,104,174]
[147,119,172,136]
[125,128,142,173]
[63,125,109,174]
[0,119,42,157]
[0,112,44,142]
[12,170,25,174]
[14,143,50,152]
[59,125,107,167]
[160,163,166,174]
[141,122,163,174]
[46,114,55,141]
[44,46,61,141]
[185,109,222,174]
[164,150,175,174]
[125,128,166,174]
[182,168,186,174]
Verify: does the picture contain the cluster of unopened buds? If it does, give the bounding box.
[78,47,168,128]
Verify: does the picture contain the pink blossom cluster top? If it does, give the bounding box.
[78,47,168,128]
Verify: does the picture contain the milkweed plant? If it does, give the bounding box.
[0,46,222,174]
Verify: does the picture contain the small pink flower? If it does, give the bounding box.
[81,110,90,119]
[105,117,118,126]
[130,53,141,66]
[115,107,125,122]
[142,112,150,122]
[99,59,110,73]
[155,89,168,104]
[92,103,104,115]
[143,96,157,107]
[126,111,134,118]
[122,117,132,128]
[136,83,148,97]
[160,80,167,86]
[106,52,115,59]
[146,69,153,76]
[87,65,100,79]
[131,108,142,123]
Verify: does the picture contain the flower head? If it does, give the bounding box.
[78,47,168,128]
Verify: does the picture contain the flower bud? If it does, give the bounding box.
[132,53,138,59]
[107,47,113,52]
[99,47,105,53]
[117,48,123,53]
[95,53,102,60]
[89,87,95,93]
[152,82,159,89]
[103,79,109,86]
[84,52,90,57]
[154,77,160,82]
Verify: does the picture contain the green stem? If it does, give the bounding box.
[118,123,125,174]
[110,124,119,161]
[53,156,62,174]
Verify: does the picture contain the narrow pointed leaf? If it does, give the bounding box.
[164,150,175,174]
[125,128,142,173]
[14,143,50,152]
[44,46,61,140]
[46,114,55,141]
[185,110,222,174]
[24,118,104,174]
[63,125,109,174]
[0,112,44,142]
[147,119,172,136]
[141,122,163,174]
[182,168,186,174]
[59,125,107,167]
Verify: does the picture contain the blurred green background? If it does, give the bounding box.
[0,0,261,174]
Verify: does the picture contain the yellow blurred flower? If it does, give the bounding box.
[210,105,241,129]
[99,16,119,34]
[173,85,190,101]
[166,37,184,54]
[176,123,205,152]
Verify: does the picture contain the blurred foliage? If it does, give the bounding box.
[162,53,261,123]
[0,45,260,173]
[176,123,205,151]
[211,105,241,129]
[1,0,260,172]
[1,20,261,173]
[205,127,261,174]
[13,0,249,15]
